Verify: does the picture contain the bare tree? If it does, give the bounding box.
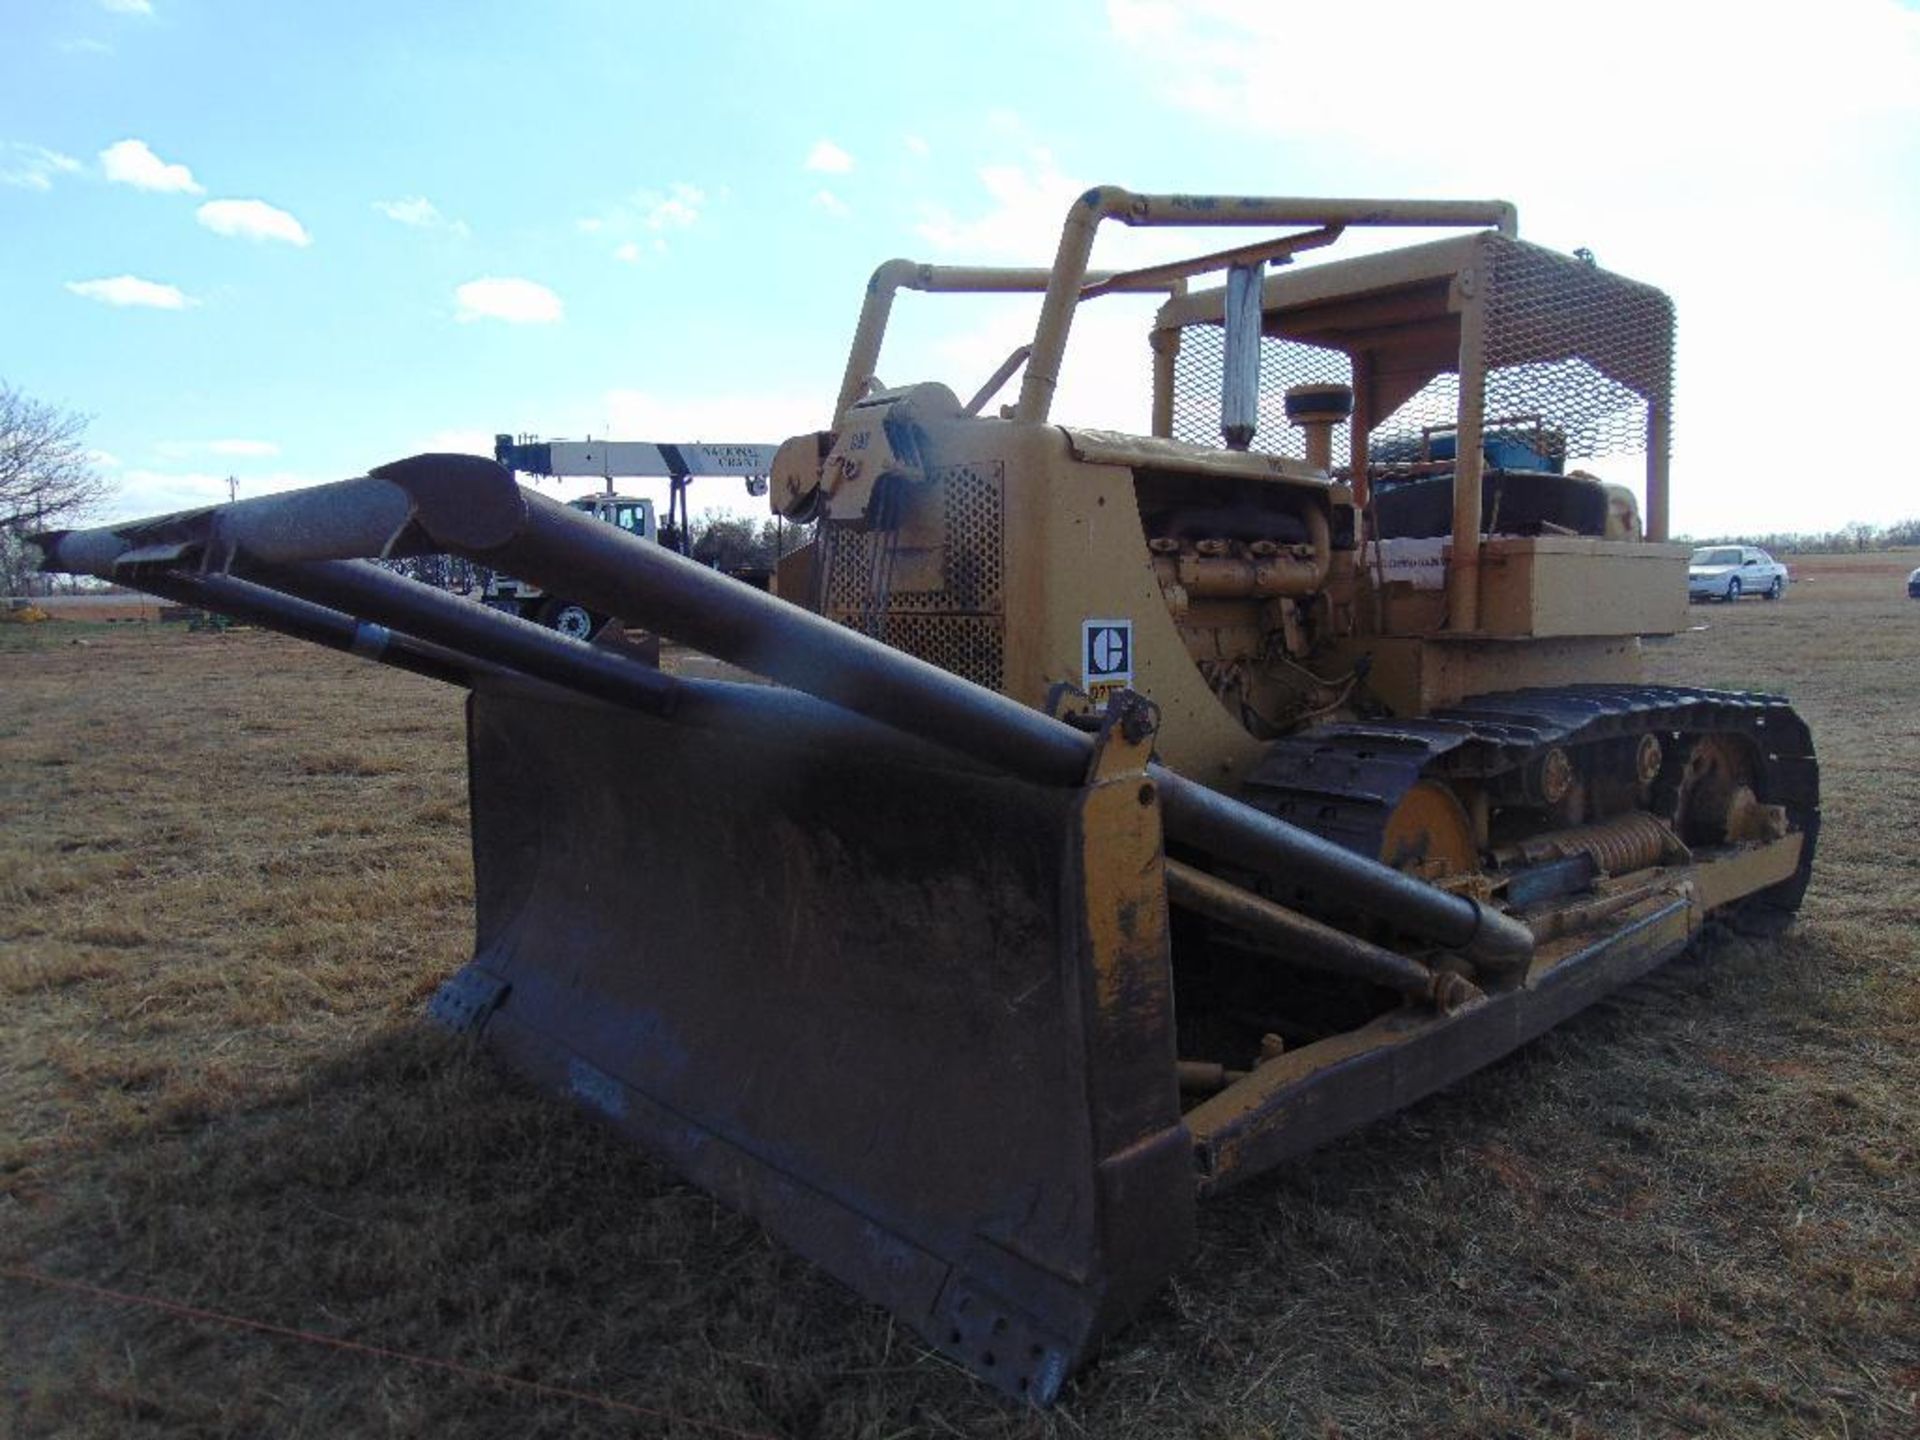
[2,380,110,593]
[687,510,812,574]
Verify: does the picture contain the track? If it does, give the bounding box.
[1240,684,1821,925]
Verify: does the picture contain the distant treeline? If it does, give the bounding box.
[1677,518,1920,554]
[370,509,808,593]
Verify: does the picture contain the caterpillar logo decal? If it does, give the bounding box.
[1081,618,1133,711]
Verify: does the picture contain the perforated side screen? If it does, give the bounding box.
[819,460,1006,691]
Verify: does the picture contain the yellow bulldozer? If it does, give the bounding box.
[36,189,1817,1405]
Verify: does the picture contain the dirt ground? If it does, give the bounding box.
[2,553,1914,1438]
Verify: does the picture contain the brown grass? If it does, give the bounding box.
[2,561,1916,1437]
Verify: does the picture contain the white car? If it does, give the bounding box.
[1688,545,1788,603]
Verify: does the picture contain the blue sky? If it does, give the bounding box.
[4,0,1917,536]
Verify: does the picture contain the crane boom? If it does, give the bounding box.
[493,435,777,481]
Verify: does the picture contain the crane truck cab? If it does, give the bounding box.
[481,433,778,637]
[479,493,656,638]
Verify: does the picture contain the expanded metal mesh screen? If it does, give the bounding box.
[1167,237,1673,475]
[1478,239,1673,467]
[1169,324,1354,461]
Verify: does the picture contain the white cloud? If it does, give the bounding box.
[109,468,316,521]
[58,37,114,53]
[156,438,279,459]
[418,429,495,456]
[603,387,825,445]
[99,138,202,194]
[915,150,1090,260]
[1106,0,1181,43]
[642,182,704,231]
[88,449,122,469]
[1107,0,1920,165]
[374,195,468,236]
[873,287,1164,436]
[99,0,153,13]
[577,182,708,259]
[804,139,854,174]
[196,198,311,246]
[904,134,931,159]
[374,196,438,226]
[65,275,195,309]
[811,188,850,219]
[0,143,82,191]
[1096,0,1920,534]
[112,470,231,515]
[455,277,563,325]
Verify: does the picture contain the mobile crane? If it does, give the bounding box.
[482,435,776,635]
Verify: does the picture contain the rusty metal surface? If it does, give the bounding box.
[451,678,1193,1402]
[132,569,495,690]
[256,559,681,717]
[1186,895,1695,1192]
[1163,859,1469,1002]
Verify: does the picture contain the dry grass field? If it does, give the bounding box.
[3,553,1915,1438]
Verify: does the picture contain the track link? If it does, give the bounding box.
[1239,684,1820,924]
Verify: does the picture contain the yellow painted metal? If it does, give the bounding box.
[1467,537,1688,638]
[790,188,1729,828]
[1690,833,1804,913]
[1017,190,1517,428]
[832,262,1182,431]
[1332,634,1644,717]
[1379,780,1478,876]
[1077,705,1170,1017]
[1062,428,1326,485]
[1647,395,1672,542]
[1446,266,1487,633]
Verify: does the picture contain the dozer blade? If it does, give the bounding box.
[434,676,1195,1404]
